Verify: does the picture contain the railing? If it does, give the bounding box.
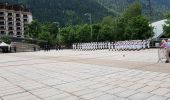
[157,48,167,63]
[0,22,5,25]
[0,14,5,17]
[0,27,5,30]
[11,42,40,52]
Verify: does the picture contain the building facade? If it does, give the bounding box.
[0,3,32,38]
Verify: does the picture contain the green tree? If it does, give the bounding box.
[113,17,126,41]
[39,31,54,46]
[60,26,77,46]
[163,13,170,37]
[40,22,61,46]
[92,24,102,42]
[123,1,142,20]
[125,16,153,40]
[77,24,91,42]
[101,16,115,26]
[25,20,42,39]
[99,25,114,41]
[0,36,12,44]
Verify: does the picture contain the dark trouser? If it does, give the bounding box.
[166,48,170,63]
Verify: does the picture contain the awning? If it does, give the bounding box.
[0,42,10,47]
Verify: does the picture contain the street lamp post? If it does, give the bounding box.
[54,22,60,44]
[85,13,93,42]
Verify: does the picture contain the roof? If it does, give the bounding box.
[0,3,31,12]
[151,19,167,39]
[0,42,10,47]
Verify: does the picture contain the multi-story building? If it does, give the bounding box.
[0,3,32,38]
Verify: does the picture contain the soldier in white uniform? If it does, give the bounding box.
[142,40,146,50]
[132,41,136,51]
[125,41,128,51]
[73,43,76,51]
[77,43,79,51]
[99,42,101,50]
[114,42,117,51]
[108,42,111,51]
[79,43,82,51]
[82,43,85,51]
[75,43,78,51]
[72,43,74,51]
[147,40,150,49]
[111,42,114,51]
[95,42,98,50]
[105,42,108,49]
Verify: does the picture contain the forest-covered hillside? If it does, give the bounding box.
[97,0,170,21]
[1,0,170,25]
[1,0,114,26]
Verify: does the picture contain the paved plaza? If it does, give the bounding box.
[0,49,170,100]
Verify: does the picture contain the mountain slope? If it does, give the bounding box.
[1,0,114,26]
[97,0,170,21]
[1,0,170,25]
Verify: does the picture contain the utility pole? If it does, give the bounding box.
[85,13,93,42]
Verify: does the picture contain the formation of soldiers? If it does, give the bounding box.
[114,40,150,51]
[72,42,108,51]
[72,40,150,51]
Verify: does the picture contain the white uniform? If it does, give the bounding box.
[147,40,150,49]
[111,42,114,51]
[108,42,111,51]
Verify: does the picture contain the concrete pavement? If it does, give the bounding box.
[0,49,170,100]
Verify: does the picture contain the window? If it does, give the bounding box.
[24,19,28,22]
[8,22,13,25]
[9,27,13,30]
[9,31,14,35]
[16,14,20,17]
[17,27,21,30]
[0,31,5,35]
[16,23,21,26]
[8,18,13,21]
[17,32,21,35]
[23,15,28,18]
[16,18,21,21]
[8,13,13,16]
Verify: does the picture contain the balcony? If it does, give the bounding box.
[8,13,13,17]
[8,18,13,21]
[8,22,13,26]
[16,18,21,22]
[16,31,22,36]
[17,35,22,38]
[16,14,21,18]
[23,19,28,22]
[23,15,28,18]
[0,14,4,16]
[0,22,5,25]
[0,26,5,30]
[8,27,14,30]
[0,31,6,35]
[0,17,5,21]
[8,31,14,36]
[0,12,5,17]
[16,27,21,30]
[16,23,21,26]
